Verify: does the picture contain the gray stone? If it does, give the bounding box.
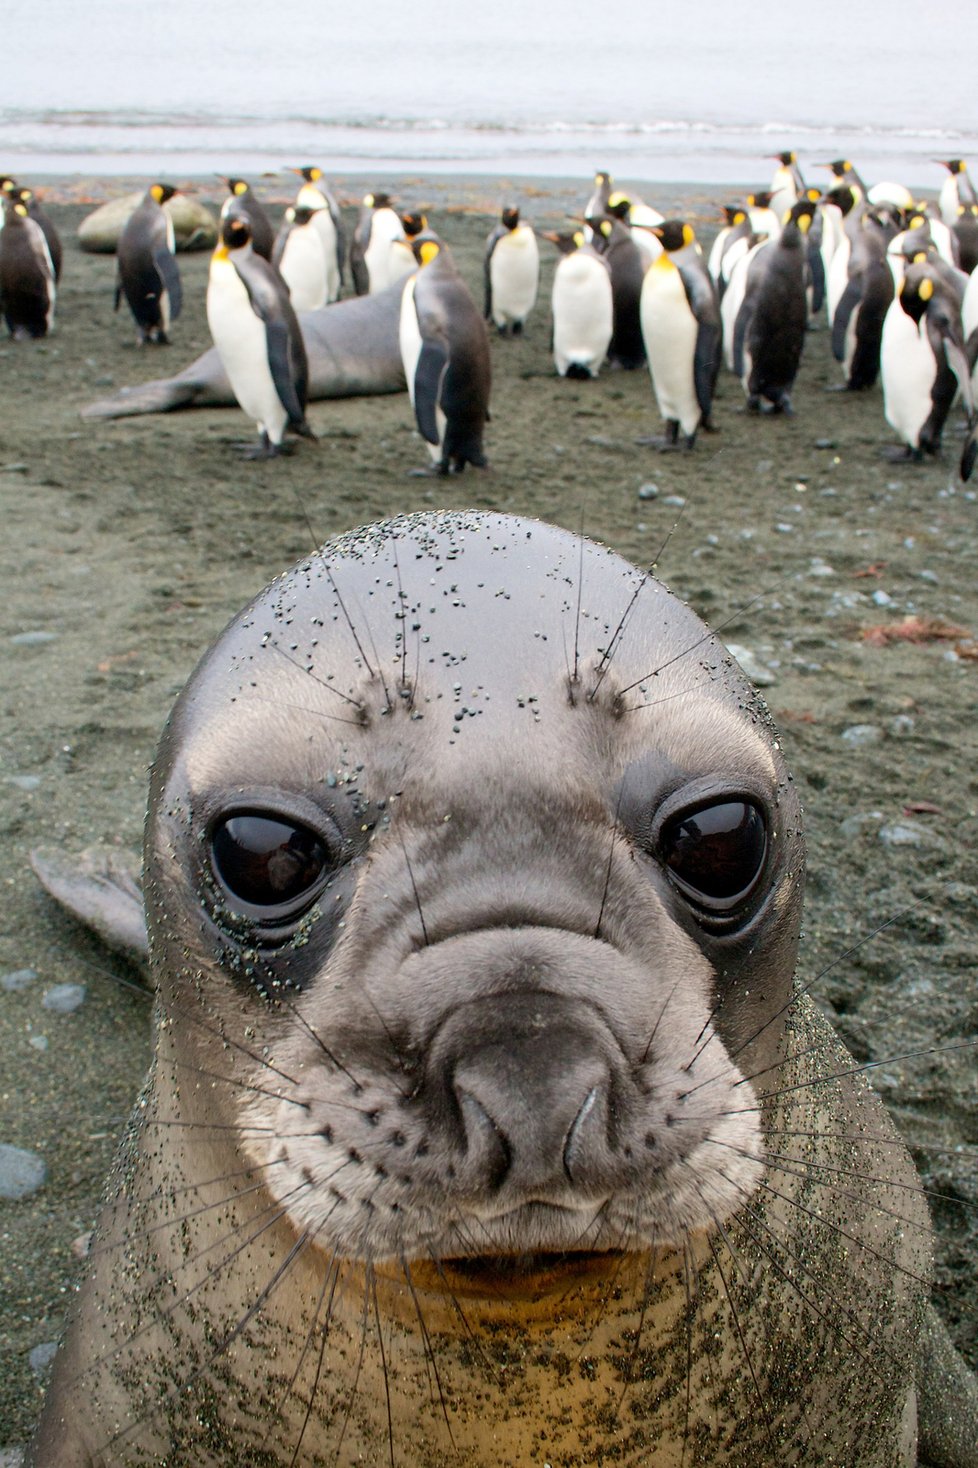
[41,983,87,1013]
[10,631,56,646]
[0,1143,47,1200]
[28,1341,58,1376]
[1,968,38,992]
[841,724,882,747]
[879,821,928,848]
[726,643,777,686]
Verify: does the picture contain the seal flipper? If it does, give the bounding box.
[30,845,149,973]
[916,1302,978,1467]
[414,338,449,445]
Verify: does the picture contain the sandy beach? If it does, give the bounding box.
[1,177,976,1451]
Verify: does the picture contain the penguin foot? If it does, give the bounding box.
[880,444,924,463]
[240,435,294,460]
[635,435,682,453]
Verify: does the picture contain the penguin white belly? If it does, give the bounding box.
[881,305,936,448]
[364,210,407,293]
[939,176,960,228]
[298,194,340,302]
[748,206,781,242]
[826,243,852,328]
[721,242,766,372]
[640,264,699,435]
[819,205,844,292]
[843,303,861,378]
[551,254,613,377]
[868,181,914,210]
[630,226,662,269]
[398,273,443,463]
[489,227,540,327]
[278,226,328,312]
[207,257,288,444]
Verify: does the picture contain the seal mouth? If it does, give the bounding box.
[437,1247,628,1297]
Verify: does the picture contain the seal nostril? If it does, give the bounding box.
[457,1088,512,1191]
[563,1084,612,1184]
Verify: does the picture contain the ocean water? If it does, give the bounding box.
[5,0,978,190]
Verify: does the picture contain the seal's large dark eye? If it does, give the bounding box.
[660,800,767,913]
[211,813,328,915]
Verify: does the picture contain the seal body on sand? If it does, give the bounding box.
[81,279,409,420]
[28,513,975,1466]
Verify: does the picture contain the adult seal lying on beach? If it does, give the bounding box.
[28,512,978,1467]
[81,278,409,420]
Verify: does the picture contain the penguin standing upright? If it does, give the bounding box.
[0,196,56,338]
[290,166,346,301]
[830,208,897,389]
[593,216,646,368]
[737,200,815,412]
[206,213,316,459]
[398,233,491,473]
[882,261,972,460]
[769,151,805,218]
[219,178,274,261]
[350,193,412,296]
[547,231,613,378]
[707,205,750,300]
[12,188,61,281]
[584,171,613,223]
[936,159,978,227]
[272,205,328,312]
[606,191,664,267]
[639,220,720,449]
[116,183,182,345]
[483,205,540,335]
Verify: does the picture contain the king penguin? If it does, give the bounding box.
[206,213,316,458]
[639,220,720,448]
[398,233,491,473]
[290,166,346,300]
[736,199,815,412]
[483,205,540,335]
[592,216,646,368]
[116,182,182,345]
[219,177,274,261]
[546,230,613,378]
[768,150,805,219]
[12,187,61,281]
[350,192,411,296]
[272,204,328,311]
[936,158,978,227]
[881,262,972,461]
[0,196,56,338]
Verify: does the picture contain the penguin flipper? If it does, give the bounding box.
[413,339,449,446]
[694,322,721,418]
[264,317,309,428]
[154,248,183,321]
[962,420,978,483]
[831,279,861,363]
[943,337,975,418]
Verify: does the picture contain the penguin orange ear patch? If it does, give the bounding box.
[418,241,440,266]
[599,220,611,237]
[919,277,934,301]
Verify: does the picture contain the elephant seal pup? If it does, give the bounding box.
[81,278,409,420]
[29,512,972,1467]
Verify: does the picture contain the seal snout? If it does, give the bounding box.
[431,993,629,1203]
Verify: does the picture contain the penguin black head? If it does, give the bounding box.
[652,219,694,252]
[772,150,797,165]
[409,233,444,268]
[606,191,632,221]
[295,166,323,183]
[150,183,178,206]
[0,177,18,194]
[720,205,746,226]
[898,268,937,324]
[501,205,520,230]
[401,212,427,238]
[936,159,967,175]
[785,199,816,233]
[219,214,253,252]
[542,231,583,256]
[369,192,393,210]
[222,178,251,197]
[746,190,773,209]
[821,184,858,217]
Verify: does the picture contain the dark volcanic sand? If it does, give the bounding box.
[0,180,976,1449]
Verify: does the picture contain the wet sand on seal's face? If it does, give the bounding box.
[0,182,975,1446]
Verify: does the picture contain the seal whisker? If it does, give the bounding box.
[738,1204,905,1377]
[753,1176,933,1288]
[401,1255,460,1450]
[100,1230,312,1456]
[368,1264,398,1468]
[611,1225,659,1411]
[750,1037,978,1102]
[164,1057,309,1107]
[594,784,626,940]
[270,642,366,710]
[396,824,430,946]
[283,1252,343,1468]
[704,1225,781,1457]
[70,1182,314,1394]
[766,1125,977,1158]
[322,560,377,681]
[721,1138,974,1214]
[244,691,368,727]
[617,582,782,697]
[276,992,367,1091]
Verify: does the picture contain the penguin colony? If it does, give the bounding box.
[6,155,978,479]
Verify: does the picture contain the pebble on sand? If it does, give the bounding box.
[0,1144,47,1200]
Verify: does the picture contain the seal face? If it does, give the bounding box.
[31,513,931,1467]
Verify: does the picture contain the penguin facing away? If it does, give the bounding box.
[116,182,182,345]
[593,216,647,369]
[219,178,274,261]
[484,205,540,335]
[206,213,316,459]
[639,219,720,449]
[398,234,491,474]
[830,207,897,390]
[883,262,972,461]
[546,230,614,379]
[290,166,346,300]
[272,205,328,312]
[738,199,815,412]
[0,197,56,338]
